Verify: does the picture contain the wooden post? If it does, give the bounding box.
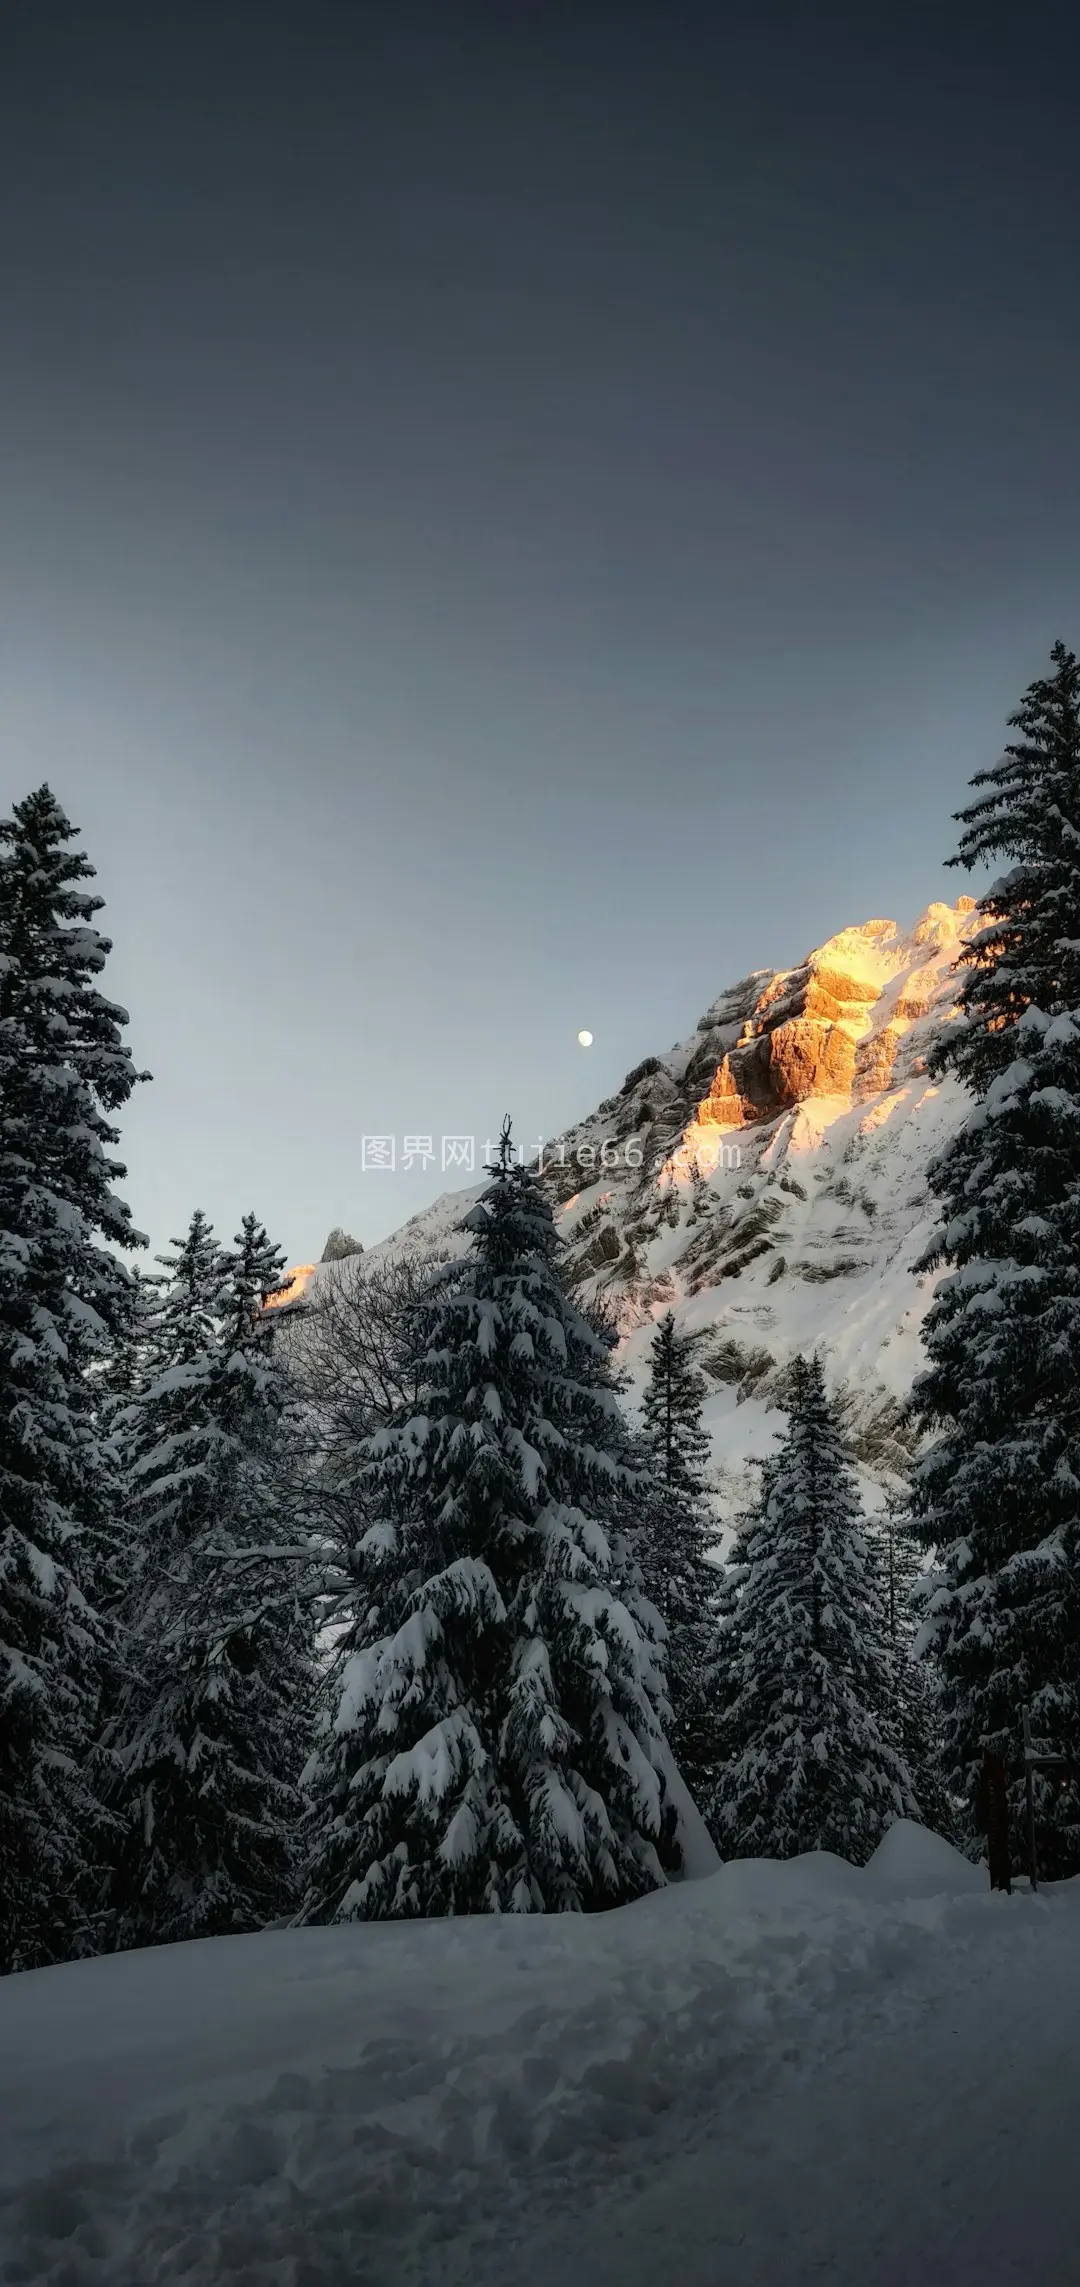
[982,1750,1011,1892]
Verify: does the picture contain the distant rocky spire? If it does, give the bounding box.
[320,1227,364,1263]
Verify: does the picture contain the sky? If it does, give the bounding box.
[3,0,1080,1266]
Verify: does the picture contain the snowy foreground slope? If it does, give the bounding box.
[315,901,979,1517]
[1,1826,1078,2286]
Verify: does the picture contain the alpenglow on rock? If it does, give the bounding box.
[313,905,979,1519]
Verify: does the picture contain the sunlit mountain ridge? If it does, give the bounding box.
[298,902,980,1518]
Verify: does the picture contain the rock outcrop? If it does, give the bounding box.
[691,905,976,1128]
[320,1227,364,1263]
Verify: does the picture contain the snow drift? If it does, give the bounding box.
[4,1824,1075,2287]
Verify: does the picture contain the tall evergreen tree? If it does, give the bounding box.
[911,644,1080,1875]
[301,1122,675,1922]
[636,1313,720,1805]
[874,1493,954,1843]
[0,786,147,1974]
[711,1356,919,1865]
[877,1492,923,1658]
[108,1211,308,1948]
[630,1460,723,1812]
[641,1312,711,1496]
[213,1211,318,1840]
[87,1263,159,1615]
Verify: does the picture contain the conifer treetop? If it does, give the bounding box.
[0,783,151,1114]
[938,643,1080,1093]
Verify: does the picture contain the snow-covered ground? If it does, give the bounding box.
[2,1824,1077,2286]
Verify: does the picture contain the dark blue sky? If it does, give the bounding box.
[3,2,1079,1262]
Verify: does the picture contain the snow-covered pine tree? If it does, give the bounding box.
[301,1120,675,1922]
[107,1211,308,1947]
[107,1211,232,1942]
[113,1208,227,1607]
[641,1311,711,1497]
[877,1492,923,1658]
[97,1261,157,1414]
[636,1313,721,1804]
[0,786,147,1975]
[931,643,1080,1097]
[74,1263,165,1794]
[86,1263,159,1616]
[874,1493,954,1843]
[911,643,1080,1875]
[212,1210,318,1881]
[629,1462,722,1811]
[710,1354,919,1865]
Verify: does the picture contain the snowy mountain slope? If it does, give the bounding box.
[309,901,979,1519]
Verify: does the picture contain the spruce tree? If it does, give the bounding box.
[0,786,147,1974]
[301,1122,674,1922]
[911,644,1080,1875]
[875,1493,954,1843]
[711,1355,919,1865]
[87,1263,159,1617]
[877,1492,923,1658]
[636,1314,720,1805]
[641,1311,711,1496]
[630,1463,722,1811]
[213,1211,317,1858]
[108,1211,308,1947]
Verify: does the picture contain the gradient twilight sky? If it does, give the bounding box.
[3,2,1080,1266]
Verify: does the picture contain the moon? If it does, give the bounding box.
[577,1029,594,1047]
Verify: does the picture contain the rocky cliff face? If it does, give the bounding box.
[555,898,975,1182]
[313,902,979,1520]
[320,1227,364,1264]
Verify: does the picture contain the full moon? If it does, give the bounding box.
[577,1029,593,1047]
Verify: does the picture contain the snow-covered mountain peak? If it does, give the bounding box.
[676,898,976,1141]
[309,900,979,1517]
